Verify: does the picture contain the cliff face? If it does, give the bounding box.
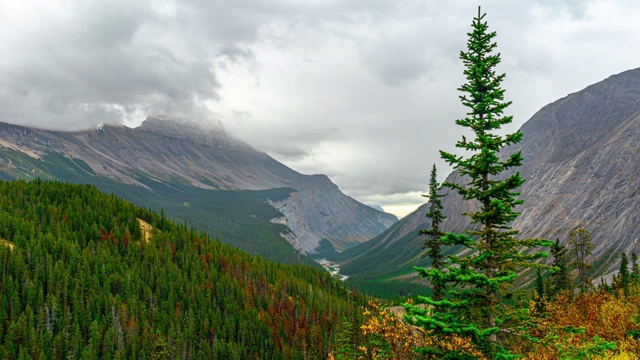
[270,174,396,253]
[335,68,640,284]
[504,69,640,264]
[0,116,396,255]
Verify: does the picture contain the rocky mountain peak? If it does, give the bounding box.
[137,115,231,147]
[517,68,640,165]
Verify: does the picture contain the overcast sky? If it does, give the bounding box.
[1,0,639,217]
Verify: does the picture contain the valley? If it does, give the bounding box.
[2,68,639,301]
[316,259,349,281]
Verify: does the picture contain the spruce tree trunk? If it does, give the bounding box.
[483,160,497,346]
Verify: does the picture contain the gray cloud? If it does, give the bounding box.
[536,0,594,19]
[0,0,232,129]
[361,35,432,86]
[0,0,397,129]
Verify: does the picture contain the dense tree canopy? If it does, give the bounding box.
[0,179,366,359]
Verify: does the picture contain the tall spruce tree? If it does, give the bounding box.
[549,239,571,298]
[631,252,640,281]
[619,252,630,296]
[405,7,550,359]
[568,228,593,294]
[418,164,447,303]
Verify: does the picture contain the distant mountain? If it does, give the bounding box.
[0,116,396,262]
[333,68,640,296]
[367,204,386,212]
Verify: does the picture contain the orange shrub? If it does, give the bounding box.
[343,301,485,360]
[521,286,640,359]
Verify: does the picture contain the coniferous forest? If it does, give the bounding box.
[0,179,367,359]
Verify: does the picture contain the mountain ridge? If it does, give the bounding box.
[0,116,397,259]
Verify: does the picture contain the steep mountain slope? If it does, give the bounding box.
[333,68,640,295]
[0,117,396,260]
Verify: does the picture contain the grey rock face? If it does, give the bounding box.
[270,174,397,253]
[0,116,397,255]
[507,69,640,274]
[338,68,640,282]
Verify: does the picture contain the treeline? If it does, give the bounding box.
[0,179,366,359]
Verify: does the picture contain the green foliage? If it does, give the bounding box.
[418,164,447,303]
[405,7,551,359]
[0,179,367,359]
[332,319,360,360]
[553,328,616,360]
[568,228,594,294]
[619,253,630,296]
[549,239,572,299]
[632,252,640,281]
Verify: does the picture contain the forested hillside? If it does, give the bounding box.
[0,147,319,266]
[0,179,367,359]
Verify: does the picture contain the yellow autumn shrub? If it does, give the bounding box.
[356,301,485,360]
[521,285,640,359]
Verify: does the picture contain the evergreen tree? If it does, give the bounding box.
[597,276,611,293]
[549,239,571,298]
[631,252,639,281]
[332,319,357,360]
[534,269,546,315]
[405,7,550,359]
[619,252,630,296]
[418,164,447,303]
[568,228,593,294]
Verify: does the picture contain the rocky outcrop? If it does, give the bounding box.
[504,69,640,272]
[270,174,397,253]
[336,68,640,283]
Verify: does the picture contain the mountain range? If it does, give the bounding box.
[2,67,639,300]
[332,68,640,296]
[0,116,396,264]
